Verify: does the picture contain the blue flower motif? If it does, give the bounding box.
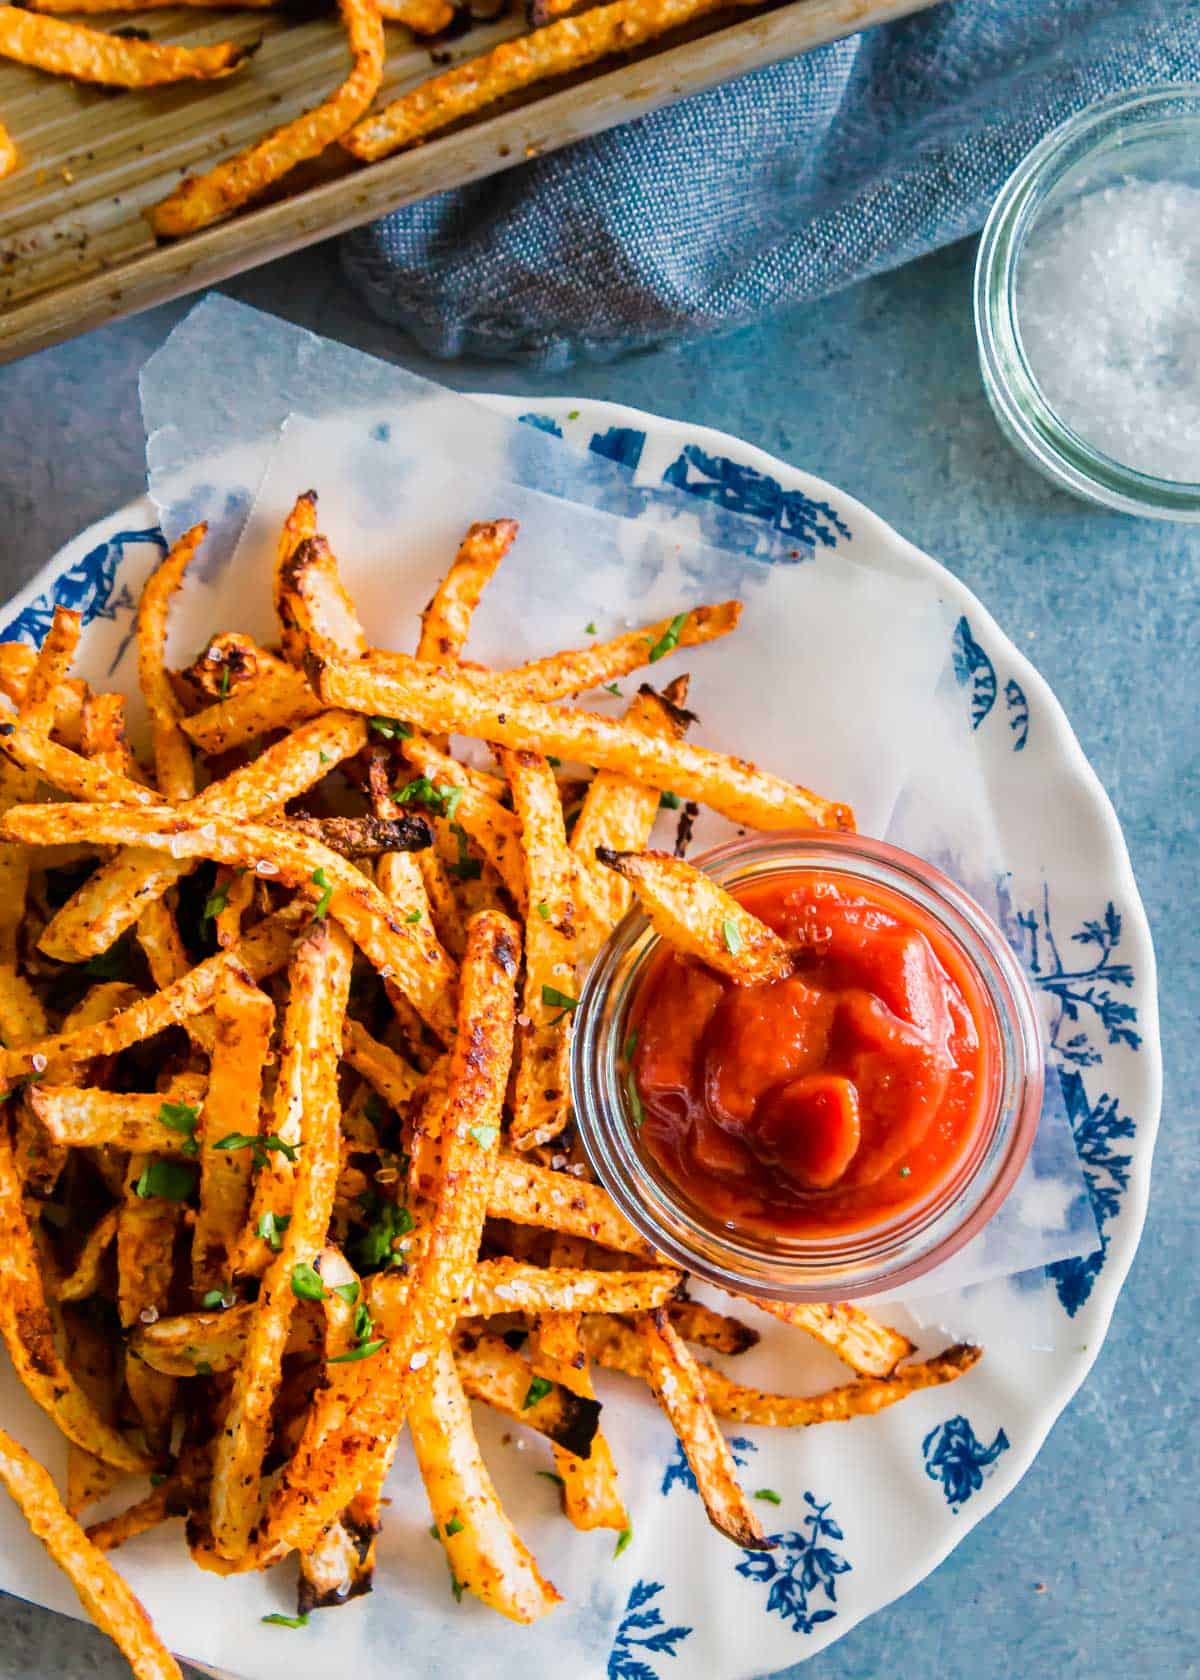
[589,427,647,470]
[1004,677,1029,750]
[0,527,164,647]
[735,1492,850,1635]
[607,1581,692,1680]
[922,1416,1010,1511]
[661,444,851,556]
[951,615,997,729]
[661,1435,756,1497]
[517,412,563,438]
[1000,885,1141,1066]
[1045,1071,1136,1316]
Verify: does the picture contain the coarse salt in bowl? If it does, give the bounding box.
[975,84,1200,519]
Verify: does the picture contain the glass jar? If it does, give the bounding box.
[975,84,1200,520]
[571,832,1044,1301]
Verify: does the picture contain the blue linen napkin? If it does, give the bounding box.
[342,0,1200,368]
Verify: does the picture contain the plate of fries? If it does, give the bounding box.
[0,395,1160,1680]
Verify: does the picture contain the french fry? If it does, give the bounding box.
[286,812,432,860]
[62,1304,123,1516]
[342,1017,422,1112]
[0,719,160,806]
[0,1426,182,1680]
[0,1122,150,1472]
[377,0,453,28]
[150,0,384,236]
[264,909,519,1556]
[137,525,204,801]
[184,631,291,701]
[213,865,255,950]
[667,1298,759,1356]
[451,1326,600,1457]
[56,1207,120,1303]
[463,1257,681,1317]
[273,491,321,664]
[80,690,143,781]
[31,1084,208,1154]
[499,602,739,700]
[210,919,353,1557]
[401,738,527,909]
[572,677,693,940]
[636,1307,771,1550]
[40,708,369,963]
[180,665,320,754]
[486,1156,657,1258]
[597,847,793,984]
[417,520,517,663]
[408,1340,560,1622]
[192,971,275,1293]
[313,654,855,832]
[0,118,15,180]
[87,1481,183,1553]
[502,748,576,1149]
[746,1297,914,1379]
[277,533,369,666]
[342,0,751,153]
[8,808,457,1042]
[0,6,252,85]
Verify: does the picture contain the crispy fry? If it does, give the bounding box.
[451,1326,600,1457]
[0,119,15,180]
[0,1122,149,1471]
[210,920,353,1557]
[313,654,854,832]
[463,1257,680,1316]
[502,748,575,1148]
[346,0,759,157]
[62,1305,123,1516]
[572,677,692,940]
[500,602,739,699]
[667,1298,759,1356]
[342,1016,422,1112]
[40,708,368,963]
[274,491,320,663]
[150,0,384,237]
[31,1084,208,1154]
[636,1307,770,1550]
[408,1340,560,1622]
[86,1482,182,1553]
[264,909,518,1556]
[138,527,204,804]
[80,690,140,780]
[598,847,793,984]
[401,738,526,908]
[9,808,457,1041]
[192,971,274,1293]
[377,0,453,31]
[181,665,320,754]
[417,520,517,663]
[57,1207,120,1302]
[0,6,251,85]
[213,865,254,950]
[286,812,432,860]
[487,1156,657,1258]
[277,533,369,666]
[746,1297,914,1379]
[0,1426,182,1680]
[184,632,292,701]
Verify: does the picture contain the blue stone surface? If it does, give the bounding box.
[0,236,1193,1680]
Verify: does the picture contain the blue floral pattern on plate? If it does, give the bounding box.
[661,1437,756,1498]
[0,527,164,646]
[922,1417,1011,1511]
[608,1582,693,1680]
[736,1494,851,1635]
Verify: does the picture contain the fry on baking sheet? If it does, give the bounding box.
[636,1306,771,1550]
[377,0,454,31]
[597,846,793,984]
[149,0,384,236]
[0,118,15,179]
[0,1426,182,1680]
[312,653,856,832]
[0,5,251,86]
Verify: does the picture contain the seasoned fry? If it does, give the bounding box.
[62,1305,122,1516]
[598,847,793,984]
[117,1144,181,1456]
[409,1340,561,1621]
[86,1481,184,1553]
[0,7,252,85]
[286,812,432,860]
[184,631,291,701]
[747,1297,914,1379]
[401,737,526,908]
[138,525,204,800]
[636,1307,770,1550]
[487,1156,657,1258]
[667,1298,759,1356]
[0,719,160,806]
[501,601,739,699]
[377,0,454,33]
[418,519,517,663]
[180,665,320,754]
[346,0,761,157]
[451,1326,600,1457]
[57,1207,120,1303]
[265,909,518,1555]
[8,808,457,1041]
[0,1123,149,1471]
[40,708,368,962]
[274,491,320,664]
[313,654,855,832]
[150,0,384,236]
[463,1257,681,1316]
[277,533,369,666]
[502,748,576,1148]
[0,1426,182,1680]
[80,690,138,778]
[210,920,353,1557]
[31,1084,208,1153]
[0,119,15,180]
[342,1016,422,1111]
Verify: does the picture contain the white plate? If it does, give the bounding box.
[0,396,1161,1679]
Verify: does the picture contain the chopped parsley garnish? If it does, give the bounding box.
[218,666,230,698]
[405,908,422,923]
[754,1488,782,1505]
[648,612,687,664]
[262,1612,308,1629]
[352,1194,415,1273]
[535,901,550,920]
[622,1028,638,1063]
[329,1338,386,1364]
[537,1470,565,1488]
[393,776,461,820]
[898,1165,912,1178]
[445,1516,464,1537]
[603,682,622,696]
[658,790,681,810]
[522,1376,553,1409]
[158,1100,200,1156]
[721,918,742,957]
[567,410,580,421]
[310,867,333,920]
[134,1159,195,1202]
[290,1262,325,1302]
[541,985,579,1020]
[447,822,482,881]
[585,621,597,635]
[200,1289,233,1310]
[450,1573,465,1604]
[81,945,131,981]
[203,883,230,921]
[215,1132,298,1170]
[256,1211,290,1252]
[369,717,412,740]
[467,1124,498,1149]
[626,1070,645,1129]
[332,1281,360,1305]
[194,1359,214,1376]
[546,755,562,767]
[613,1526,633,1558]
[319,751,331,765]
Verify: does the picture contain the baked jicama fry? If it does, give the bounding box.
[745,1296,915,1379]
[417,520,517,663]
[0,118,16,179]
[0,6,252,86]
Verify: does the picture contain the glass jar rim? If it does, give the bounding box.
[974,82,1200,520]
[570,831,1044,1301]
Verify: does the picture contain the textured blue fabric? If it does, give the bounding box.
[341,0,1200,368]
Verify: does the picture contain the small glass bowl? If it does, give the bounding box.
[571,832,1044,1301]
[975,84,1200,520]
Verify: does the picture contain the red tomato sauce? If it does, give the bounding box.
[627,872,997,1240]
